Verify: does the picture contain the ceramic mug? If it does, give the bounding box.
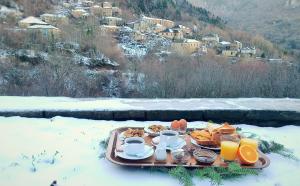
[124,137,145,156]
[160,130,179,147]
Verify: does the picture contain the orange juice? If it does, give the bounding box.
[220,141,239,161]
[240,138,258,149]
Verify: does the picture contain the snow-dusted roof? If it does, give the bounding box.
[92,5,100,8]
[28,25,59,29]
[184,39,200,43]
[101,25,119,28]
[104,16,122,20]
[19,16,48,25]
[72,8,88,13]
[40,13,67,18]
[220,41,231,45]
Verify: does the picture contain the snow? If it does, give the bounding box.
[118,26,172,58]
[0,97,299,112]
[0,116,299,186]
[0,97,142,111]
[19,16,48,25]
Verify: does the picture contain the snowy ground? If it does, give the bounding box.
[0,96,299,111]
[0,116,299,186]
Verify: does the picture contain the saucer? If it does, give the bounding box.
[115,145,154,160]
[152,136,186,150]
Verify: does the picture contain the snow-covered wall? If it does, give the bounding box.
[0,96,299,126]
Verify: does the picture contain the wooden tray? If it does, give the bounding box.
[106,127,270,169]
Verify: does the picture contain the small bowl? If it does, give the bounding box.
[193,149,217,164]
[171,149,190,164]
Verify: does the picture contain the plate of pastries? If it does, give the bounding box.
[190,122,240,150]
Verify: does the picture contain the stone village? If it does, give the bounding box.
[12,0,257,58]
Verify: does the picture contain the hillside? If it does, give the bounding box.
[188,0,300,57]
[102,0,225,27]
[0,0,299,98]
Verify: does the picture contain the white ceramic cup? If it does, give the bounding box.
[160,130,179,147]
[124,137,145,156]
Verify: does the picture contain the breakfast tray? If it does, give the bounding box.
[106,127,270,169]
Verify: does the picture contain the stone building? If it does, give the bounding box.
[100,16,124,26]
[159,28,183,40]
[171,39,202,54]
[202,33,220,47]
[241,47,256,57]
[18,16,60,38]
[90,2,121,17]
[18,16,48,28]
[129,15,175,33]
[71,8,89,18]
[99,25,120,33]
[40,13,69,26]
[173,25,192,35]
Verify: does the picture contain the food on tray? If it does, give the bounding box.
[171,120,181,129]
[123,128,144,138]
[171,149,189,164]
[148,125,166,133]
[240,138,258,149]
[193,149,217,164]
[238,145,259,165]
[220,140,239,161]
[216,122,236,134]
[190,122,239,147]
[190,130,216,146]
[171,119,187,130]
[179,119,187,129]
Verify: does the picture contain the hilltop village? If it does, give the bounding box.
[11,0,257,58]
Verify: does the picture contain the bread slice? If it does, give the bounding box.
[216,122,236,134]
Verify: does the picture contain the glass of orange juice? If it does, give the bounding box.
[240,138,258,150]
[220,135,240,162]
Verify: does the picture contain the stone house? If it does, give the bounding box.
[90,2,121,17]
[159,28,174,39]
[127,20,148,32]
[152,23,165,33]
[141,16,175,28]
[18,16,60,38]
[102,2,112,8]
[100,16,124,26]
[159,28,183,40]
[90,5,102,15]
[171,39,202,54]
[218,40,242,57]
[112,7,122,16]
[202,33,220,47]
[129,16,175,33]
[27,24,61,38]
[173,25,192,35]
[40,13,69,26]
[99,25,120,33]
[101,6,113,17]
[231,40,243,50]
[221,50,239,57]
[82,0,94,7]
[241,47,256,57]
[71,8,89,18]
[18,16,48,28]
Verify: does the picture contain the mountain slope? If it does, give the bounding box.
[188,0,300,55]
